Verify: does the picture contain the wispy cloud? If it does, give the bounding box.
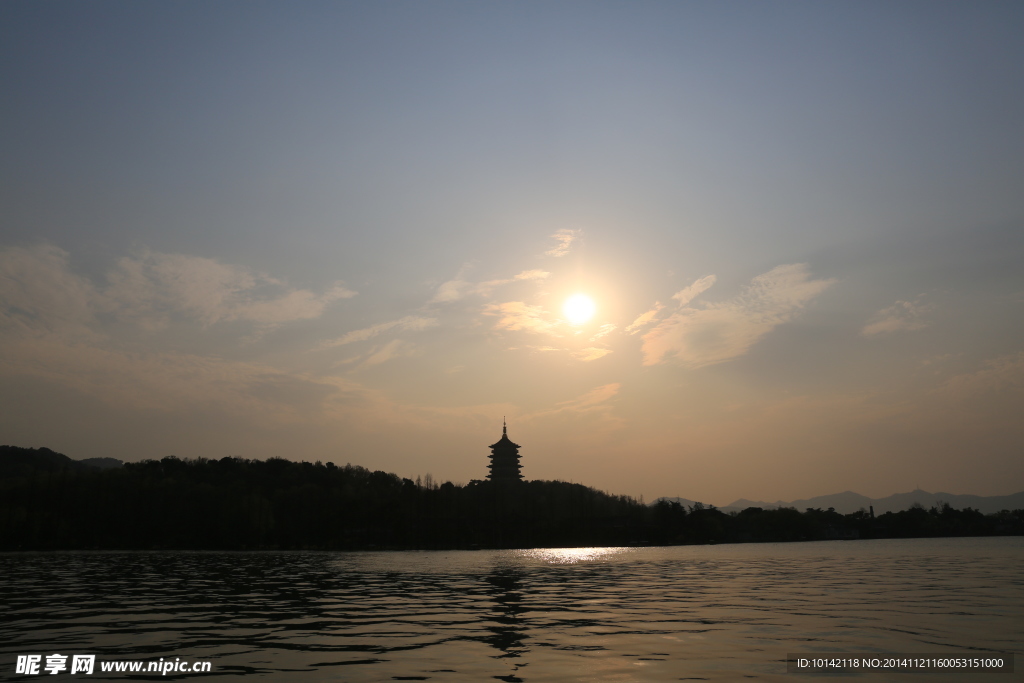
[484,301,561,336]
[625,276,715,337]
[477,269,550,296]
[362,339,413,367]
[641,264,835,368]
[573,347,612,362]
[430,277,473,303]
[625,302,664,335]
[543,229,582,258]
[589,323,617,341]
[105,249,355,328]
[430,269,549,303]
[321,315,439,347]
[938,352,1024,399]
[671,274,716,306]
[0,244,377,421]
[513,269,549,281]
[1,244,355,335]
[0,243,102,338]
[861,299,932,336]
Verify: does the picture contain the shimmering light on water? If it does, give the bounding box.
[516,546,633,564]
[1,538,1021,681]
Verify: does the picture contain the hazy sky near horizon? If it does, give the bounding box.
[2,1,1023,504]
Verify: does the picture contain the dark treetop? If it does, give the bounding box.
[1,445,1021,550]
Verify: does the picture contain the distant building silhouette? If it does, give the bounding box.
[487,419,522,482]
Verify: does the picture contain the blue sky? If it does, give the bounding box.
[2,1,1022,503]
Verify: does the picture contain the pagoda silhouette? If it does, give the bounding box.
[487,419,523,482]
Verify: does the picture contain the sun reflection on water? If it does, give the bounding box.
[515,547,633,565]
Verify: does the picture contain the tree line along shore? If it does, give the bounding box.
[2,446,1022,550]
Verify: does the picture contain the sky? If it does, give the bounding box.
[2,1,1022,505]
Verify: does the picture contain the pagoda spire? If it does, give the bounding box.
[488,418,522,482]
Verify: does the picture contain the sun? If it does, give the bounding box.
[563,293,596,325]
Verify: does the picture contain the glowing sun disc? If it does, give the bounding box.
[563,294,596,325]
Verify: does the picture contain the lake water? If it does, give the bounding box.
[1,537,1021,681]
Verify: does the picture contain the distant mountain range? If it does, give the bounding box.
[0,446,123,477]
[659,489,1024,516]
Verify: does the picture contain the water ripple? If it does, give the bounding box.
[1,538,1021,681]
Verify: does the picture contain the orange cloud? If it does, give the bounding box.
[543,229,582,257]
[671,274,716,306]
[642,264,835,368]
[431,268,549,303]
[625,303,664,335]
[484,301,561,336]
[572,347,612,362]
